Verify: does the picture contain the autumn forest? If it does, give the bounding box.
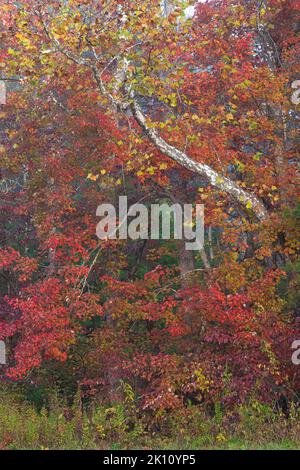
[0,0,299,451]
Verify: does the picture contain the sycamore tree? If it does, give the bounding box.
[0,0,299,409]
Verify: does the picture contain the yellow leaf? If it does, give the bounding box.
[159,163,168,170]
[87,173,99,181]
[8,48,17,56]
[147,166,156,175]
[216,176,224,184]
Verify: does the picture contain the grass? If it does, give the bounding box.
[0,386,299,450]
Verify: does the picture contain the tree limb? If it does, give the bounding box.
[37,12,269,221]
[130,99,268,221]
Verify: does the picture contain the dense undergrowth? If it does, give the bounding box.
[0,385,299,450]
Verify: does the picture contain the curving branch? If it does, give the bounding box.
[37,12,269,221]
[130,99,269,221]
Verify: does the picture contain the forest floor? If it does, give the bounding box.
[0,386,299,450]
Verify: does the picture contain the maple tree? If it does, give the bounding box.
[0,0,299,413]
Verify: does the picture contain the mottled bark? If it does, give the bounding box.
[130,100,268,221]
